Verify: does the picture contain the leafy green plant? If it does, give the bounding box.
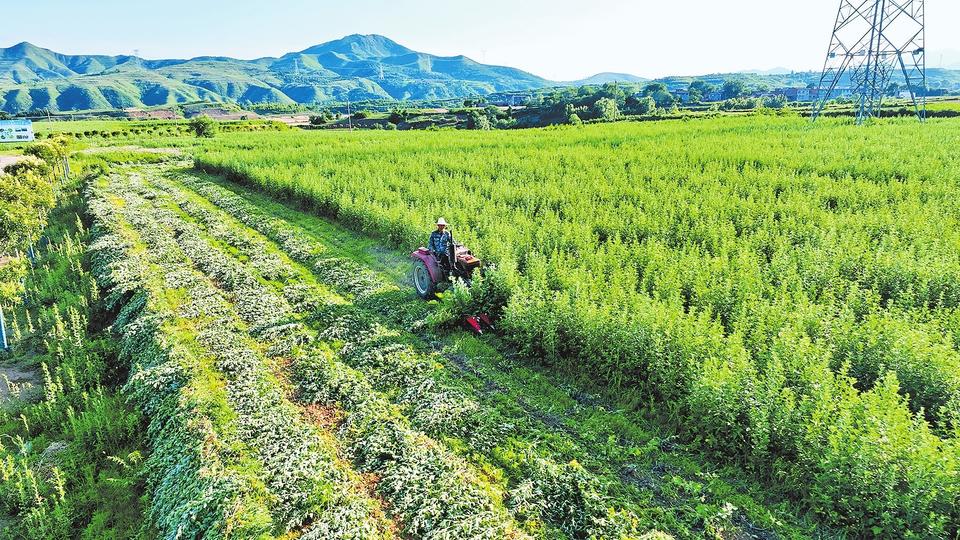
[189,115,218,138]
[189,116,960,536]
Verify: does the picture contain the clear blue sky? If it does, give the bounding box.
[3,0,959,79]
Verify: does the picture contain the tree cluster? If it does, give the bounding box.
[525,82,680,127]
[0,139,66,255]
[467,106,515,130]
[309,110,335,125]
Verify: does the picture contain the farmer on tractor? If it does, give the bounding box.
[429,218,452,267]
[411,217,491,333]
[412,216,481,299]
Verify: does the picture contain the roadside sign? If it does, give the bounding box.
[0,120,34,143]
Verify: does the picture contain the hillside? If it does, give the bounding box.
[0,35,551,113]
[4,35,960,115]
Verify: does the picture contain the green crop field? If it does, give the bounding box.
[2,115,959,539]
[926,100,960,112]
[193,117,960,535]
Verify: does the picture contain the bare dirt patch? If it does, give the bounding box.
[302,403,346,430]
[0,362,39,404]
[0,155,24,170]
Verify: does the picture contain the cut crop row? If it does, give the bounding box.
[120,168,530,540]
[86,172,391,539]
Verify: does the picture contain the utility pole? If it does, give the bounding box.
[812,0,926,123]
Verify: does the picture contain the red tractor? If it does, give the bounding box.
[410,231,493,333]
[411,229,481,299]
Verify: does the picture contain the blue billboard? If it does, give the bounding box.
[0,120,35,143]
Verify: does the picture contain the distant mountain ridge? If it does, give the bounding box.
[0,34,554,113]
[566,72,649,86]
[3,35,958,115]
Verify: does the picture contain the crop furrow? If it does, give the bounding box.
[88,171,392,539]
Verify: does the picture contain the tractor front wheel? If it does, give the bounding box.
[413,259,437,299]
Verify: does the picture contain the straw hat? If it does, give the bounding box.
[436,217,448,226]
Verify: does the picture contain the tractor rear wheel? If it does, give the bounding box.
[413,259,436,299]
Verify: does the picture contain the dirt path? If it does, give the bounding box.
[0,154,24,170]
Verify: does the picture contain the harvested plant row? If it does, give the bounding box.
[86,171,392,539]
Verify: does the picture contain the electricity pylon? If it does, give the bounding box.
[812,0,926,123]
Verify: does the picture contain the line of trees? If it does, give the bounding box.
[518,82,680,127]
[518,78,790,127]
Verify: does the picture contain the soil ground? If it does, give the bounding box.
[0,360,39,405]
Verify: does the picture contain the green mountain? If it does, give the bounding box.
[0,41,130,84]
[4,35,957,115]
[0,35,552,114]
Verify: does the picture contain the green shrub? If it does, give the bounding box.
[189,115,218,138]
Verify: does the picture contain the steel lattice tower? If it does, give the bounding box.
[812,0,926,123]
